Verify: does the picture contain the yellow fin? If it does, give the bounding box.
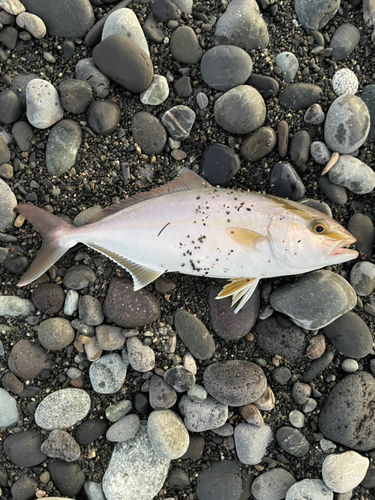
[87,243,161,290]
[216,278,259,314]
[225,227,265,249]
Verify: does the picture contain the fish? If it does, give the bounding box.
[14,168,358,313]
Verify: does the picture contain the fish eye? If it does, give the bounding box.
[311,221,328,234]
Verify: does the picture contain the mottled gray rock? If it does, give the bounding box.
[127,337,155,372]
[174,309,215,360]
[0,295,34,316]
[350,261,375,296]
[251,469,296,500]
[310,141,331,165]
[322,451,369,493]
[46,119,82,175]
[294,0,340,30]
[164,365,195,392]
[0,388,19,427]
[330,23,360,61]
[348,213,374,258]
[275,52,299,83]
[79,295,104,326]
[179,395,228,432]
[84,480,106,500]
[149,374,177,409]
[234,423,273,465]
[276,427,310,457]
[147,410,189,459]
[89,353,127,394]
[26,78,64,129]
[63,265,96,290]
[106,414,140,442]
[292,382,311,404]
[38,317,75,351]
[75,57,110,98]
[41,429,81,461]
[105,400,132,422]
[328,155,375,194]
[304,103,325,125]
[102,8,149,55]
[285,479,333,500]
[96,325,126,351]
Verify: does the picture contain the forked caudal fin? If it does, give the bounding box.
[15,204,77,287]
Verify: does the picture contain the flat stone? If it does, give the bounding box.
[328,155,375,194]
[240,126,277,162]
[251,469,296,500]
[161,105,195,140]
[0,90,22,124]
[149,374,177,409]
[75,57,110,98]
[294,0,340,30]
[41,429,81,462]
[322,451,369,493]
[59,79,92,114]
[279,83,323,110]
[310,141,331,165]
[106,414,140,442]
[275,52,299,83]
[330,23,360,61]
[140,75,169,106]
[48,461,86,497]
[38,317,75,351]
[147,409,189,459]
[4,431,46,467]
[174,309,215,360]
[12,121,33,151]
[276,426,310,457]
[179,395,228,432]
[199,143,240,186]
[0,388,19,427]
[89,353,127,394]
[26,78,64,129]
[8,339,50,380]
[87,100,120,135]
[46,119,82,175]
[234,423,273,465]
[170,26,203,64]
[131,112,167,155]
[348,213,374,258]
[102,8,149,55]
[256,315,306,361]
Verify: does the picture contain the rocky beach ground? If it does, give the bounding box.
[0,0,375,499]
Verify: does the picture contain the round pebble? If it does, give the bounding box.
[170,26,203,64]
[41,429,81,462]
[342,359,359,373]
[149,374,177,409]
[96,325,126,351]
[269,162,305,200]
[350,261,375,295]
[161,105,196,140]
[38,318,75,351]
[332,68,359,96]
[89,353,127,394]
[0,388,19,427]
[59,79,93,114]
[140,75,169,106]
[322,451,369,493]
[87,100,120,135]
[304,103,325,124]
[240,126,277,162]
[328,155,375,194]
[79,295,104,326]
[4,431,46,467]
[276,426,310,457]
[147,409,190,459]
[289,410,305,428]
[131,112,167,155]
[275,52,299,83]
[31,283,65,314]
[106,414,140,442]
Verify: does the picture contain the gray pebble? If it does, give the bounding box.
[162,105,195,140]
[96,325,126,351]
[285,479,333,500]
[12,121,33,151]
[41,429,81,462]
[149,374,177,409]
[164,365,195,392]
[0,388,19,427]
[179,395,228,432]
[75,57,110,98]
[275,52,299,83]
[187,384,207,402]
[46,119,82,176]
[26,78,64,129]
[87,100,120,135]
[289,410,305,428]
[251,468,296,500]
[302,398,317,413]
[174,309,215,360]
[348,213,374,258]
[330,23,360,61]
[59,79,93,114]
[79,295,104,326]
[276,426,310,457]
[328,155,375,194]
[170,26,203,64]
[342,359,359,373]
[106,414,140,442]
[63,265,96,290]
[292,382,311,404]
[294,0,340,30]
[89,353,127,394]
[350,261,375,296]
[310,141,331,165]
[0,177,17,230]
[272,366,292,385]
[304,103,325,124]
[105,400,132,422]
[38,318,75,351]
[234,423,273,465]
[127,337,155,372]
[147,409,189,459]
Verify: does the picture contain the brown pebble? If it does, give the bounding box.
[278,120,289,158]
[8,339,51,380]
[171,149,187,160]
[32,282,65,314]
[306,334,326,359]
[14,214,25,227]
[1,371,24,394]
[241,403,264,426]
[70,376,84,388]
[154,277,176,293]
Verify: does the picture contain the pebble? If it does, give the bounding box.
[131,112,167,155]
[103,422,170,500]
[127,337,155,372]
[152,0,180,22]
[208,284,260,340]
[269,162,305,200]
[103,278,160,328]
[179,395,228,432]
[214,0,269,51]
[161,105,195,140]
[256,315,306,361]
[277,120,289,157]
[275,52,299,83]
[170,0,192,13]
[164,365,195,392]
[310,141,331,165]
[196,92,209,109]
[4,431,46,467]
[87,100,120,135]
[294,0,340,30]
[306,334,326,359]
[199,143,240,186]
[11,474,38,500]
[328,155,375,194]
[348,213,374,257]
[72,318,95,336]
[59,79,93,114]
[361,84,375,140]
[279,83,323,110]
[0,137,10,166]
[102,8,149,56]
[89,353,127,394]
[234,423,273,466]
[2,371,24,394]
[251,468,296,500]
[147,409,189,459]
[26,78,64,129]
[247,73,279,98]
[105,399,132,422]
[16,12,46,38]
[196,460,249,500]
[241,404,264,426]
[46,119,82,175]
[12,121,33,151]
[330,23,360,61]
[323,311,373,358]
[342,358,359,372]
[149,374,177,409]
[214,85,266,134]
[84,481,106,500]
[322,451,369,493]
[0,25,18,49]
[285,479,333,500]
[38,317,75,351]
[174,309,215,360]
[41,429,81,462]
[75,418,109,445]
[270,270,357,329]
[79,295,104,326]
[276,427,310,457]
[143,12,165,43]
[290,130,310,173]
[302,398,317,413]
[140,75,169,106]
[106,414,140,442]
[0,0,25,15]
[8,339,50,380]
[302,350,334,383]
[47,460,86,497]
[31,283,65,315]
[304,103,325,124]
[350,261,375,295]
[253,385,275,411]
[188,384,207,402]
[0,388,19,427]
[75,57,110,98]
[240,126,277,162]
[201,45,253,91]
[0,90,22,124]
[272,366,291,385]
[93,35,153,93]
[332,68,358,96]
[169,26,203,64]
[318,175,347,206]
[289,410,305,428]
[292,382,311,404]
[96,325,126,351]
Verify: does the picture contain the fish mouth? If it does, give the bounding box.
[331,236,358,257]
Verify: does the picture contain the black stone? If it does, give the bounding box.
[302,350,334,383]
[269,162,306,200]
[4,256,29,275]
[173,76,192,98]
[276,427,310,457]
[87,100,120,135]
[11,473,38,500]
[48,460,86,497]
[4,431,47,467]
[143,12,165,43]
[0,90,22,124]
[152,0,180,22]
[246,73,279,98]
[348,213,374,258]
[199,143,240,186]
[174,309,215,360]
[290,130,310,172]
[0,26,18,50]
[59,79,93,114]
[63,40,75,58]
[168,468,190,489]
[134,391,153,416]
[12,121,33,152]
[10,73,39,110]
[318,176,347,206]
[196,460,251,500]
[361,465,375,489]
[75,418,109,445]
[131,112,167,155]
[279,83,323,110]
[164,365,196,393]
[0,10,15,25]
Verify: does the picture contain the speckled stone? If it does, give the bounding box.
[89,353,127,394]
[38,317,75,351]
[31,283,65,314]
[332,68,359,96]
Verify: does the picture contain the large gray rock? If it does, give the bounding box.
[324,95,370,154]
[102,423,170,500]
[270,270,357,330]
[294,0,340,31]
[89,353,127,394]
[46,120,82,176]
[214,0,269,51]
[328,155,375,194]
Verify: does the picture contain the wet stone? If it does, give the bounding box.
[174,309,215,360]
[276,426,310,457]
[37,317,75,351]
[251,468,296,500]
[179,395,228,432]
[149,374,177,409]
[269,162,305,200]
[79,295,104,326]
[89,353,127,394]
[199,143,240,187]
[164,365,195,392]
[131,112,167,155]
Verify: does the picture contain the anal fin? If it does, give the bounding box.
[87,243,161,290]
[216,277,260,314]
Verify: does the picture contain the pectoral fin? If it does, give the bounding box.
[225,227,265,249]
[216,277,260,314]
[87,243,161,290]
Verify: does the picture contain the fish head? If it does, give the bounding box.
[267,202,358,271]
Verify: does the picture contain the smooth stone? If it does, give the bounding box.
[0,0,25,15]
[272,366,292,385]
[289,410,305,428]
[170,0,192,13]
[328,155,375,194]
[302,350,335,383]
[2,373,23,395]
[178,395,228,432]
[103,277,160,328]
[41,429,81,462]
[342,358,359,373]
[48,461,85,497]
[93,35,153,93]
[96,325,126,351]
[170,26,203,64]
[0,388,19,427]
[276,426,310,457]
[199,143,240,186]
[59,79,92,114]
[8,339,50,380]
[10,73,39,109]
[330,24,360,61]
[174,309,215,360]
[38,317,75,351]
[173,75,192,97]
[4,255,29,275]
[78,295,103,326]
[203,360,267,406]
[310,141,331,165]
[252,469,296,500]
[161,105,195,140]
[73,205,102,226]
[208,284,260,340]
[332,68,358,96]
[214,0,269,51]
[16,12,46,38]
[127,337,155,372]
[201,45,253,91]
[270,270,357,329]
[294,0,340,30]
[75,418,109,445]
[102,423,170,500]
[323,311,373,358]
[304,103,325,124]
[102,8,149,56]
[26,79,64,129]
[84,0,133,47]
[275,52,299,83]
[188,384,207,402]
[11,474,38,500]
[149,374,177,409]
[290,130,310,172]
[0,295,34,317]
[168,468,191,489]
[0,163,12,179]
[140,75,169,106]
[89,353,127,394]
[0,178,17,230]
[318,176,347,206]
[84,481,106,500]
[348,213,374,257]
[234,423,273,465]
[240,126,276,162]
[0,136,10,165]
[247,73,279,98]
[279,83,323,110]
[214,85,266,134]
[305,333,326,359]
[350,261,375,296]
[87,100,120,135]
[21,0,94,38]
[143,12,165,43]
[147,409,189,459]
[0,25,18,49]
[75,57,110,98]
[164,365,195,392]
[152,0,180,22]
[106,414,140,442]
[255,315,306,361]
[46,119,82,175]
[4,431,46,467]
[0,89,22,124]
[63,265,96,289]
[105,400,132,422]
[12,121,33,151]
[285,479,333,500]
[196,460,249,500]
[361,84,375,140]
[322,451,369,493]
[131,112,167,155]
[269,162,305,200]
[319,372,375,451]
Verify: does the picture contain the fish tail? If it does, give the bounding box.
[15,204,77,287]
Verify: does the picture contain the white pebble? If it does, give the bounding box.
[26,79,64,129]
[342,358,359,373]
[0,0,25,15]
[289,409,304,428]
[140,75,169,106]
[16,12,46,39]
[332,68,359,96]
[322,451,369,493]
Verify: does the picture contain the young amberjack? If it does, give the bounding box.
[15,168,358,312]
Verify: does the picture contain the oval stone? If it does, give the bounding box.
[279,83,323,110]
[147,409,190,459]
[46,119,82,175]
[328,155,375,194]
[240,126,277,162]
[203,360,267,406]
[174,309,215,360]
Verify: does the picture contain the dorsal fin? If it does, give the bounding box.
[86,168,212,224]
